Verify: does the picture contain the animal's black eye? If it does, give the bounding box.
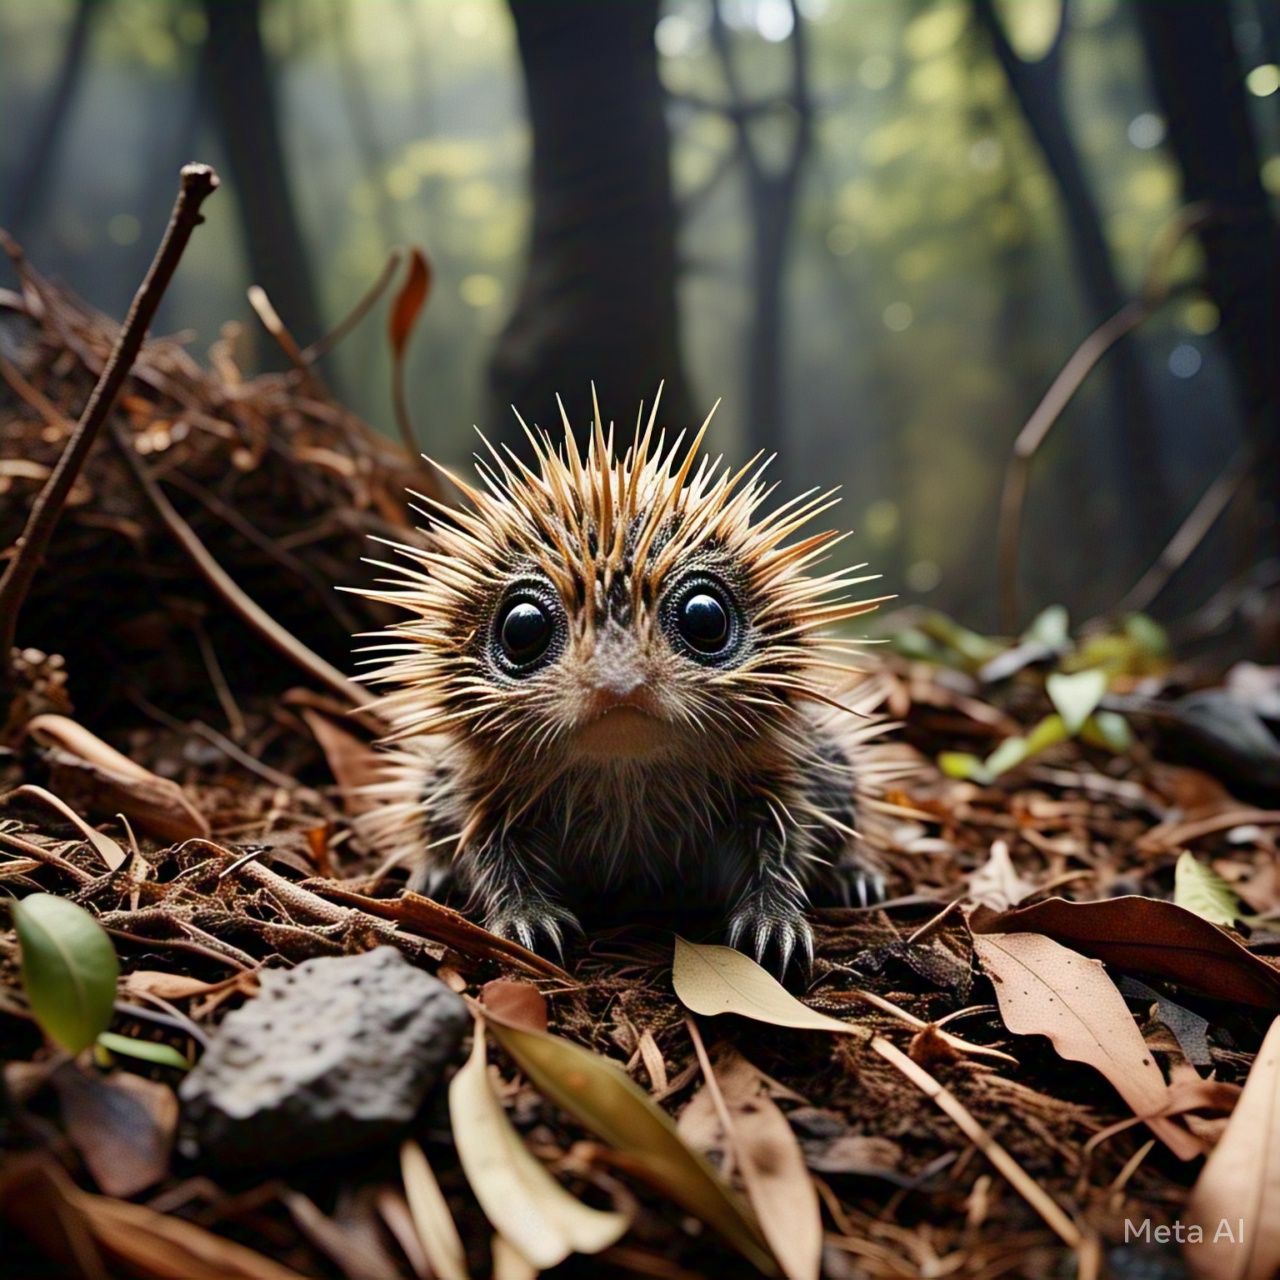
[499,600,553,666]
[677,592,730,652]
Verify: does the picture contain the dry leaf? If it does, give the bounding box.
[301,710,383,817]
[388,248,433,358]
[9,785,126,870]
[484,1010,775,1274]
[704,1052,822,1280]
[121,969,257,1003]
[0,1155,308,1280]
[972,932,1201,1160]
[975,896,1280,1009]
[1184,1017,1280,1280]
[27,713,209,841]
[400,1140,469,1280]
[672,938,863,1037]
[449,1027,628,1270]
[967,840,1037,911]
[480,979,547,1033]
[317,886,570,981]
[53,1066,176,1198]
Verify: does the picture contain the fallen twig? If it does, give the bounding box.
[0,164,219,684]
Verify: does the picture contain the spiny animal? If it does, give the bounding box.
[353,390,903,977]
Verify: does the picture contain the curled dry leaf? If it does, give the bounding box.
[971,931,1201,1160]
[967,840,1037,912]
[484,1009,775,1274]
[692,1050,822,1280]
[317,886,570,982]
[1185,1017,1280,1280]
[672,938,864,1037]
[300,709,384,817]
[400,1140,469,1280]
[480,979,547,1033]
[8,785,126,870]
[52,1064,176,1199]
[448,1025,628,1270]
[974,896,1280,1009]
[0,1155,308,1280]
[27,713,209,841]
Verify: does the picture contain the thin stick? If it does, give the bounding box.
[870,1034,1083,1249]
[1110,441,1254,616]
[0,164,220,679]
[105,412,377,711]
[303,247,403,364]
[995,204,1212,632]
[684,1015,739,1182]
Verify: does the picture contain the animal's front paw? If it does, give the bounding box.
[725,887,814,982]
[484,898,581,962]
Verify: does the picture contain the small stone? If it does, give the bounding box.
[179,947,467,1166]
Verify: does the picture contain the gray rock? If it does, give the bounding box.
[179,946,468,1166]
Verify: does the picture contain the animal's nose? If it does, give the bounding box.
[587,630,647,703]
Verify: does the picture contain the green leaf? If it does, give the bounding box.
[982,735,1032,779]
[1174,853,1242,927]
[1022,604,1070,650]
[13,894,119,1054]
[938,751,987,781]
[1124,613,1169,660]
[1046,669,1108,735]
[1023,713,1070,756]
[96,1031,191,1071]
[1081,711,1133,754]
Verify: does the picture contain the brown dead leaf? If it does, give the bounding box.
[5,784,126,870]
[52,1064,177,1199]
[400,1140,469,1280]
[967,840,1037,911]
[388,247,433,358]
[318,886,573,981]
[0,1154,307,1280]
[975,896,1280,1009]
[301,709,384,817]
[27,713,209,841]
[481,979,547,1032]
[121,969,258,1003]
[710,1051,822,1280]
[972,932,1201,1160]
[1185,1017,1280,1280]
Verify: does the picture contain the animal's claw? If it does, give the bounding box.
[485,898,581,963]
[833,864,887,909]
[726,891,814,983]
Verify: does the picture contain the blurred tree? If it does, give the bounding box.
[1134,0,1279,554]
[201,0,323,346]
[488,0,693,443]
[707,0,812,478]
[3,0,97,237]
[973,0,1170,552]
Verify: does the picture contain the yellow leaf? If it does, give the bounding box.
[448,1028,627,1270]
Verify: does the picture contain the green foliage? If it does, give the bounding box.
[13,894,119,1055]
[1173,853,1243,927]
[96,1031,192,1071]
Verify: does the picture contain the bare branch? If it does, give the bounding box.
[0,163,220,683]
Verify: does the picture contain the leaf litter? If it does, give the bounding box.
[2,241,1279,1279]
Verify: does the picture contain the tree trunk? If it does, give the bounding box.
[973,0,1170,555]
[4,0,97,237]
[488,0,693,446]
[201,0,324,347]
[1134,0,1279,555]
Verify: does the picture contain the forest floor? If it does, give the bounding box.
[2,241,1278,1280]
